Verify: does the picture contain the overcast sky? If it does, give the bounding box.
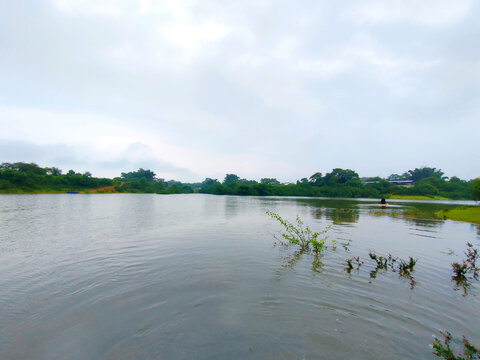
[1,0,479,182]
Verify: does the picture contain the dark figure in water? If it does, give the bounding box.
[380,198,386,204]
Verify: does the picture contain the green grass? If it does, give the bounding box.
[436,206,480,224]
[388,195,450,200]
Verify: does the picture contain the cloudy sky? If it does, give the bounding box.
[1,0,479,181]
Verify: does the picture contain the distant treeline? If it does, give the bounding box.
[0,163,192,194]
[197,168,479,200]
[1,162,479,200]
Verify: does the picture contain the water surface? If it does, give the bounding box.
[0,194,479,359]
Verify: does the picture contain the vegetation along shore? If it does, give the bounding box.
[1,162,479,203]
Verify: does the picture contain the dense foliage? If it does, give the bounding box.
[472,179,480,201]
[198,167,476,200]
[0,162,113,193]
[0,163,477,199]
[0,163,192,194]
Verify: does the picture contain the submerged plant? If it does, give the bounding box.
[451,243,479,296]
[331,239,337,251]
[345,256,363,273]
[396,257,417,289]
[267,211,337,272]
[387,253,398,271]
[346,258,354,271]
[465,243,479,280]
[364,252,417,287]
[266,211,331,255]
[399,257,417,275]
[369,252,389,270]
[369,267,380,279]
[432,331,480,359]
[452,262,470,296]
[342,240,352,251]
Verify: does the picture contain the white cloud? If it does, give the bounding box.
[51,0,127,17]
[159,21,229,50]
[0,0,479,180]
[346,0,473,25]
[294,59,352,79]
[0,105,286,180]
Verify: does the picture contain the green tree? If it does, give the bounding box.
[387,172,410,181]
[254,183,273,196]
[238,178,258,185]
[408,167,445,182]
[237,185,252,195]
[199,178,223,194]
[1,162,46,175]
[415,179,439,196]
[202,178,219,187]
[324,168,360,185]
[261,178,280,185]
[46,167,62,176]
[309,172,323,186]
[121,168,156,182]
[471,178,480,201]
[223,174,240,185]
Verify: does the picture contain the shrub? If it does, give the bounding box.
[266,211,331,255]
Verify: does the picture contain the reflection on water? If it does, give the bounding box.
[225,196,239,219]
[0,194,479,360]
[326,208,360,224]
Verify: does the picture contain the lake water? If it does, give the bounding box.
[0,194,479,359]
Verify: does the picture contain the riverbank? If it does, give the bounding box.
[436,206,480,224]
[388,195,450,200]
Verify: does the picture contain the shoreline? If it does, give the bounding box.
[435,206,480,225]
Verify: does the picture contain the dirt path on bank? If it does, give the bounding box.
[88,182,124,193]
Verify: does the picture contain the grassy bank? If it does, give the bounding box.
[388,195,450,200]
[435,206,480,224]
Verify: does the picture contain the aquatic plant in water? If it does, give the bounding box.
[396,256,417,289]
[398,257,417,275]
[267,211,338,273]
[266,211,332,255]
[465,243,479,279]
[342,240,352,251]
[345,256,363,273]
[451,243,479,296]
[355,252,418,288]
[432,331,480,359]
[369,252,389,270]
